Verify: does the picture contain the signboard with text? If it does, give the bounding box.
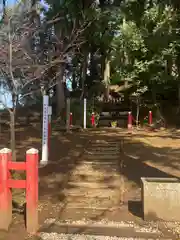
[41,95,49,163]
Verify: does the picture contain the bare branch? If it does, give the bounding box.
[0,1,94,109]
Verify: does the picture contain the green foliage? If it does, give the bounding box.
[110,0,180,101]
[3,0,180,114]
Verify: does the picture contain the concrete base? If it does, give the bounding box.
[141,177,180,221]
[39,160,48,168]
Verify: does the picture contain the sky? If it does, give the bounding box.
[0,0,18,108]
[0,87,12,109]
[0,0,29,108]
[6,0,16,6]
[6,0,47,7]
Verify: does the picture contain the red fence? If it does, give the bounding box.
[0,148,38,234]
[70,112,73,127]
[91,112,95,127]
[127,111,153,130]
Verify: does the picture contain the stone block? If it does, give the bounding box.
[141,177,180,221]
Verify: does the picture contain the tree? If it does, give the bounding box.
[43,0,97,113]
[110,1,180,116]
[0,0,91,160]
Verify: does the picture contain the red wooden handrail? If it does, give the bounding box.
[8,161,26,171]
[91,112,95,127]
[0,148,38,234]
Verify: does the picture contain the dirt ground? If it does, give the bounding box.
[0,125,180,239]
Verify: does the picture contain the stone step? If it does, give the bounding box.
[71,171,120,179]
[70,176,121,183]
[87,147,119,151]
[64,204,113,209]
[85,155,119,160]
[63,189,119,198]
[77,160,119,165]
[39,220,167,239]
[92,141,119,144]
[64,196,119,207]
[62,200,121,210]
[91,144,119,148]
[91,142,119,144]
[72,166,120,173]
[64,203,119,209]
[72,165,119,172]
[67,181,121,189]
[85,151,119,155]
[63,195,117,202]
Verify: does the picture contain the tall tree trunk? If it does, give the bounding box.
[178,83,180,108]
[151,85,163,120]
[54,16,66,116]
[72,69,76,90]
[10,110,16,161]
[124,51,129,88]
[175,52,180,113]
[56,64,65,115]
[103,58,110,101]
[136,98,140,127]
[80,52,88,99]
[89,51,97,85]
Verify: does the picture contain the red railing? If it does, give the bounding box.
[70,112,73,127]
[149,111,152,125]
[0,148,38,234]
[91,112,95,127]
[127,111,153,131]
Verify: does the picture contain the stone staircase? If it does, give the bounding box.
[62,140,122,209]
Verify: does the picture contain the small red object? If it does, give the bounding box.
[0,148,12,230]
[70,112,73,127]
[91,112,95,127]
[149,111,152,125]
[128,111,132,130]
[26,148,38,234]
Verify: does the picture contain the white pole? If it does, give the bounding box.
[41,95,49,165]
[84,98,87,129]
[48,106,52,120]
[48,106,52,152]
[66,98,70,132]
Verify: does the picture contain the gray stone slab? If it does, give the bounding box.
[141,177,180,221]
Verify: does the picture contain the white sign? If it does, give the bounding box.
[41,95,49,164]
[84,98,87,129]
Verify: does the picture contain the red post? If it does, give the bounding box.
[128,111,132,130]
[91,112,95,127]
[149,111,152,125]
[0,148,12,230]
[26,148,39,234]
[70,112,73,127]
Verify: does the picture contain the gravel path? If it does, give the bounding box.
[39,218,176,239]
[39,233,156,240]
[43,218,161,233]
